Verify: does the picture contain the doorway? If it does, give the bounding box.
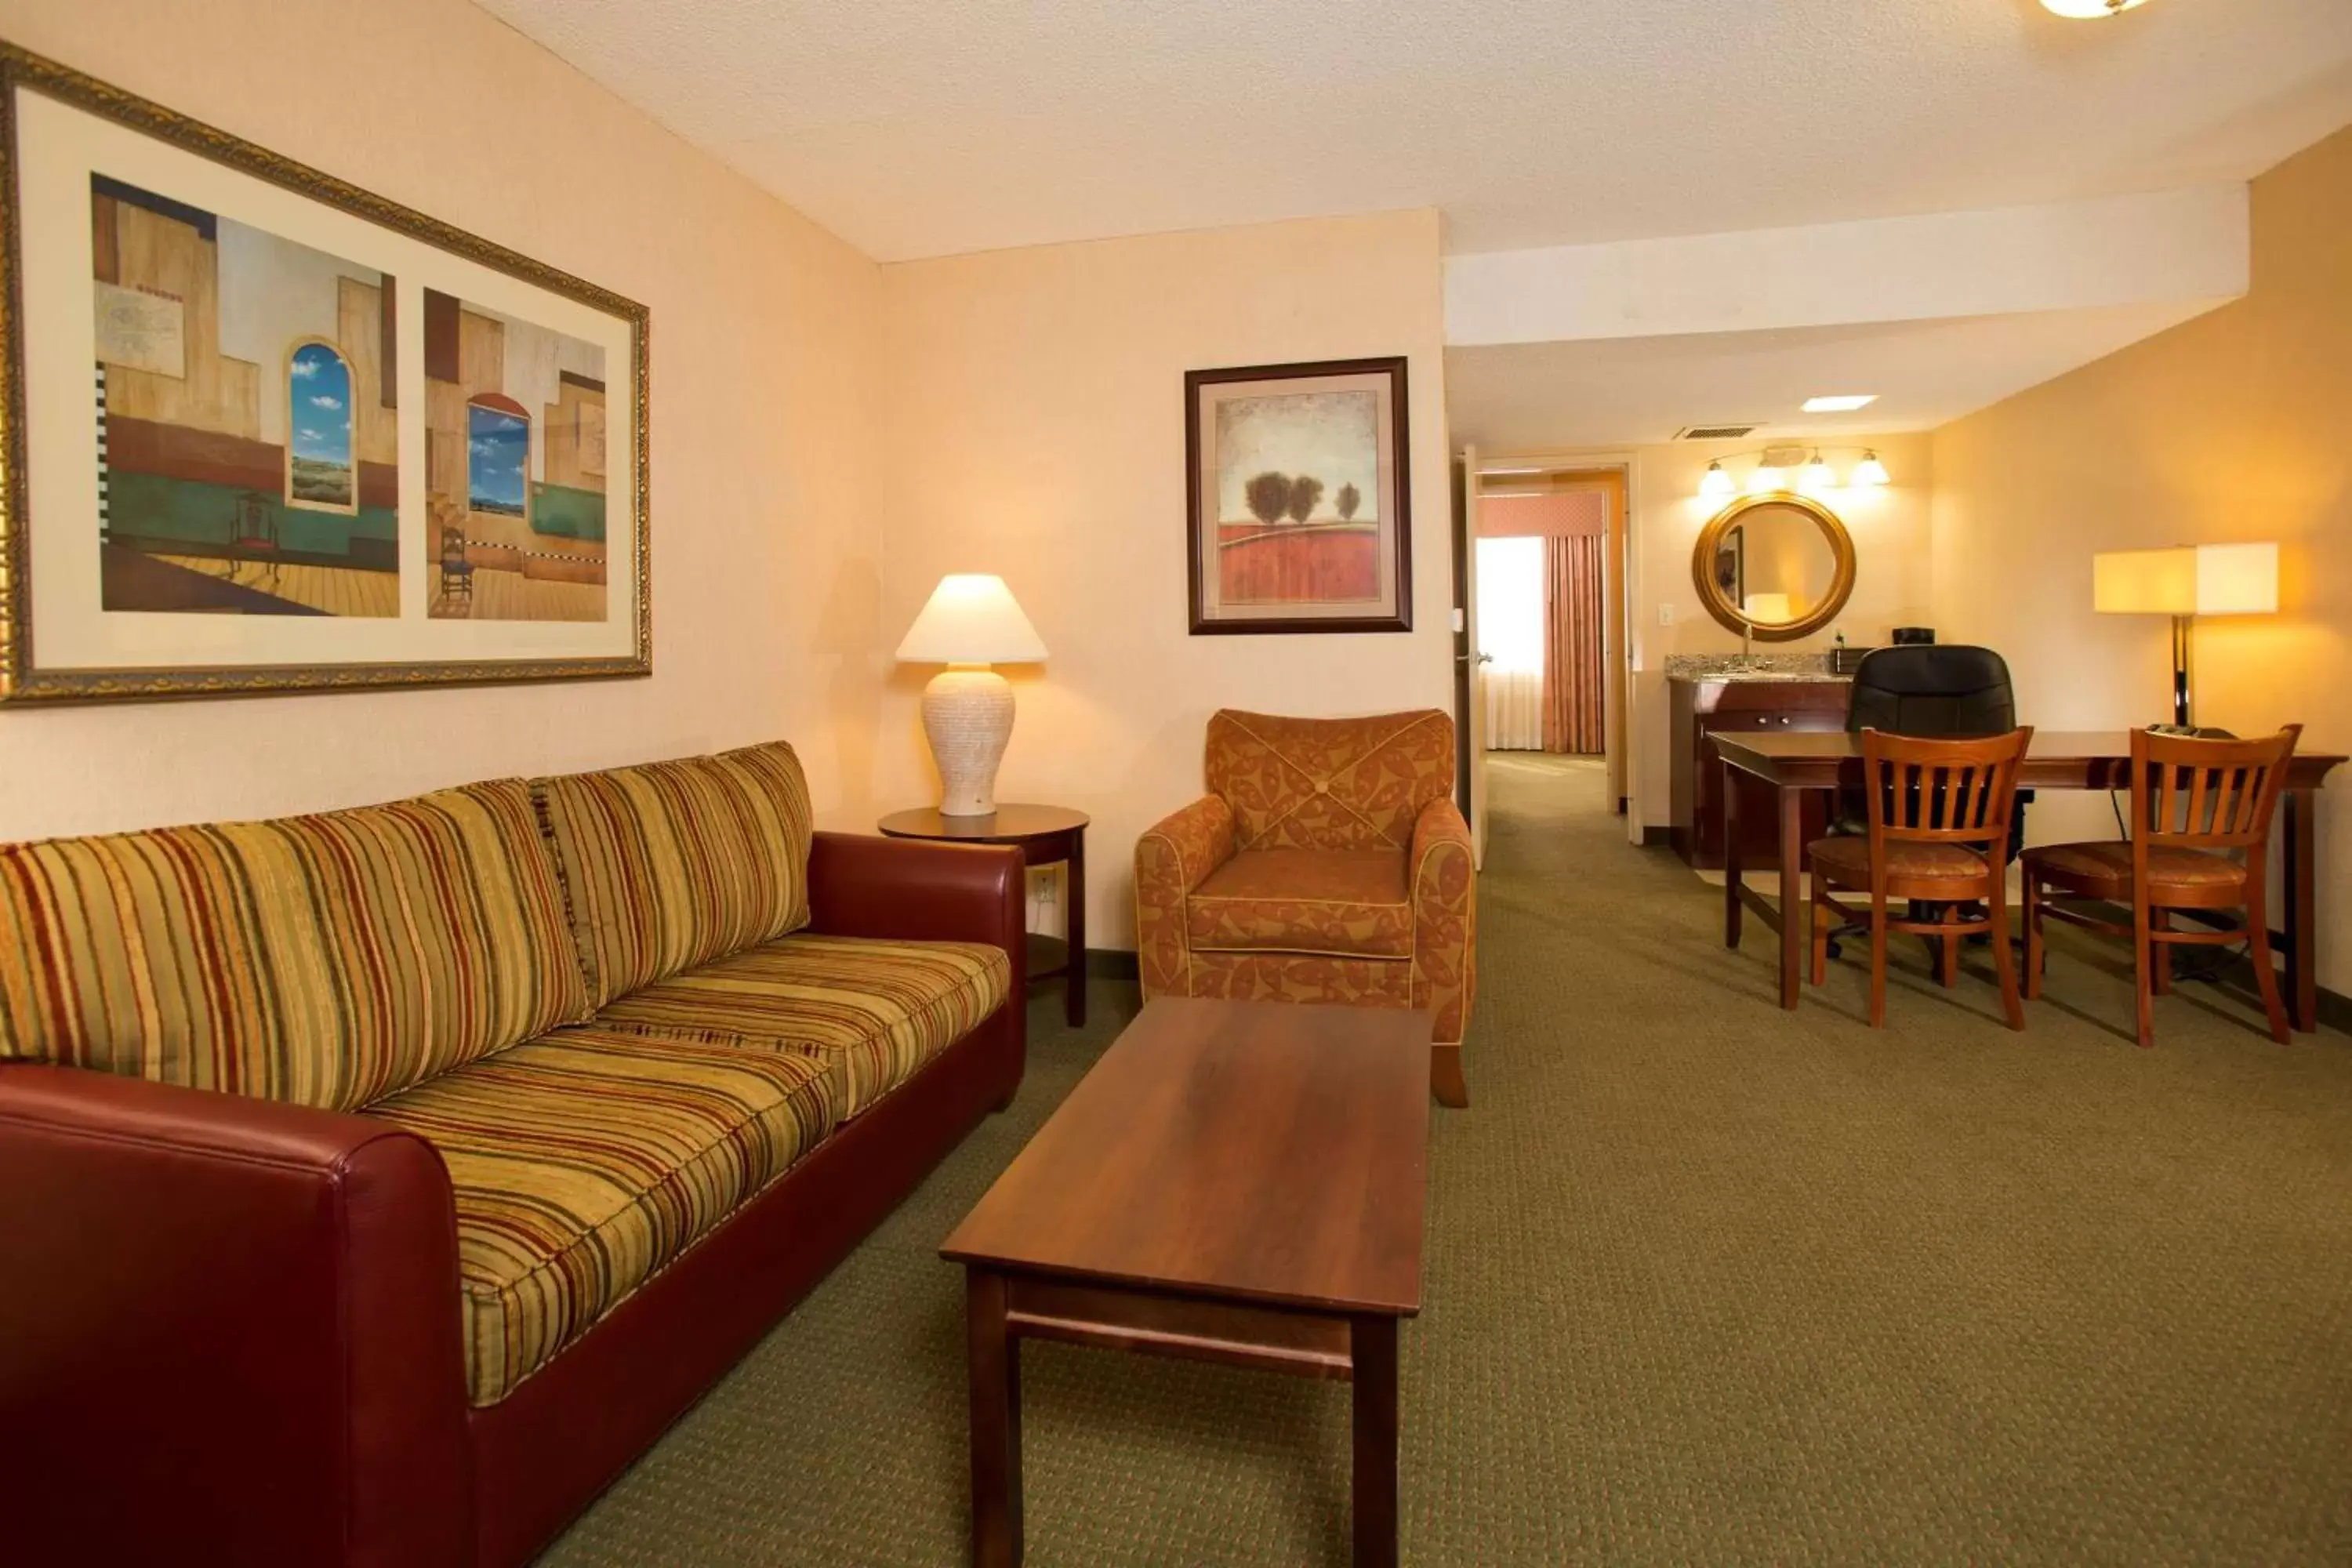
[1454,456,1631,855]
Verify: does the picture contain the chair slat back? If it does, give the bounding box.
[2133,725,2300,851]
[1860,727,2034,849]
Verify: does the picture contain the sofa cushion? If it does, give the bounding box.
[535,741,815,1008]
[588,934,1011,1119]
[0,780,589,1112]
[1186,848,1414,959]
[362,1026,844,1406]
[1205,709,1456,851]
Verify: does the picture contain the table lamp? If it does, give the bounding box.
[1739,592,1791,655]
[895,574,1048,816]
[2092,542,2278,729]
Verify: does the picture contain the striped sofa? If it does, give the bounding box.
[0,742,1028,1568]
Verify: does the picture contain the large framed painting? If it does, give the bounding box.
[0,42,649,702]
[1185,356,1410,635]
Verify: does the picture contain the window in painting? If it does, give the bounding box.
[285,339,356,512]
[466,397,531,521]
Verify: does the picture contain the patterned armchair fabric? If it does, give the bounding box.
[1136,709,1475,1051]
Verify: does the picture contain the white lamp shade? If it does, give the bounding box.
[2194,542,2280,615]
[2094,543,2278,616]
[895,574,1048,664]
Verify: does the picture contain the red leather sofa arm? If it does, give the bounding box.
[804,830,1026,956]
[0,1065,473,1568]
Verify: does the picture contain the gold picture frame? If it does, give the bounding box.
[0,40,651,702]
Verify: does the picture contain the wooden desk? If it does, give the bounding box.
[942,998,1431,1567]
[1715,730,2345,1028]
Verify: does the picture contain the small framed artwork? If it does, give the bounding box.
[1185,356,1411,634]
[0,41,649,702]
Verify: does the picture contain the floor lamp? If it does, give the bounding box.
[2092,543,2278,731]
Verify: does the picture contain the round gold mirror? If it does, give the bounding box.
[1690,492,1856,641]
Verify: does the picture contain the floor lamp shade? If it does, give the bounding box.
[2092,543,2278,726]
[896,575,1047,816]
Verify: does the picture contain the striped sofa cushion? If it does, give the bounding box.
[0,780,589,1112]
[588,935,1011,1120]
[363,1026,844,1406]
[535,742,815,1008]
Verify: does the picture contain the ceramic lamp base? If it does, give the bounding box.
[922,664,1014,816]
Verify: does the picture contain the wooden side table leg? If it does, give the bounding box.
[1351,1314,1400,1568]
[967,1269,1023,1567]
[1065,829,1087,1029]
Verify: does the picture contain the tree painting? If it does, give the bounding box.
[1285,475,1325,525]
[1244,470,1294,530]
[1207,381,1388,613]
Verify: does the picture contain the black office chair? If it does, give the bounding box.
[1829,645,2029,956]
[1847,644,2018,739]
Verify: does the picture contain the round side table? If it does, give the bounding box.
[877,804,1090,1027]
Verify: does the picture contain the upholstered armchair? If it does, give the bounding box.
[1135,709,1477,1105]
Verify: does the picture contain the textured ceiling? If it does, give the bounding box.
[474,0,2352,262]
[1443,300,2223,451]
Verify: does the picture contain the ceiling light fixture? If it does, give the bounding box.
[2039,0,2150,16]
[1802,394,1878,413]
[1693,446,1889,499]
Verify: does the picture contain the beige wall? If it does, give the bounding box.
[0,0,891,838]
[877,211,1454,948]
[1931,124,2352,990]
[1624,433,1934,828]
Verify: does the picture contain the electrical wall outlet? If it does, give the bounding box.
[1657,603,1675,626]
[1022,865,1064,939]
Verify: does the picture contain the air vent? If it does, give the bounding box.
[1674,423,1759,441]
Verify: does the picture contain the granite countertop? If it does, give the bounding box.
[1664,653,1852,683]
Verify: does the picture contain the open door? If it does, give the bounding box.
[1456,446,1490,866]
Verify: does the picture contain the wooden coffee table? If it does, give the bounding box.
[942,997,1432,1568]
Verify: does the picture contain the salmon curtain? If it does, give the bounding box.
[1542,534,1605,754]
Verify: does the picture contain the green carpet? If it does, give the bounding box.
[539,754,2352,1565]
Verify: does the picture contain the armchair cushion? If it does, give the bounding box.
[1206,709,1456,851]
[1186,848,1414,959]
[363,1025,844,1406]
[586,933,1011,1120]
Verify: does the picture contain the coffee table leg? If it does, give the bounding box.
[1352,1315,1399,1568]
[967,1269,1023,1567]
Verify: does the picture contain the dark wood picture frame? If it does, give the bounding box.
[1185,355,1411,636]
[0,39,652,703]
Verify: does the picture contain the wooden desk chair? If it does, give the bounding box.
[2023,725,2300,1049]
[1807,726,2034,1029]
